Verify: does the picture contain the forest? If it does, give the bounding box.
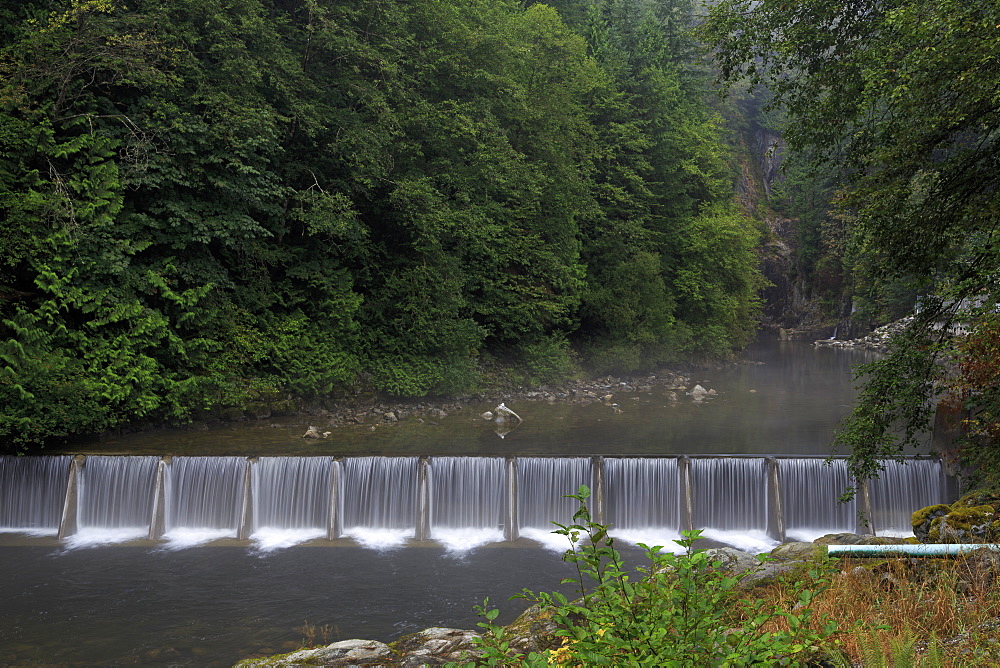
[0,0,767,450]
[5,0,997,476]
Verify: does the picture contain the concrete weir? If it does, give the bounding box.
[24,454,952,547]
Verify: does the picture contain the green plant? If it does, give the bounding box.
[826,628,944,668]
[466,486,838,666]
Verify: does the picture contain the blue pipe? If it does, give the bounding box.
[826,544,1000,557]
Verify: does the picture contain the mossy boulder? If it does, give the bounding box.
[928,505,1000,543]
[913,490,1000,543]
[912,504,952,541]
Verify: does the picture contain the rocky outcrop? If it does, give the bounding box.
[235,639,394,667]
[813,316,915,352]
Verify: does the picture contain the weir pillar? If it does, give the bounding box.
[679,456,694,533]
[328,458,342,540]
[504,457,518,541]
[237,458,254,540]
[148,458,168,540]
[766,457,786,543]
[416,457,431,541]
[592,456,605,526]
[57,455,83,540]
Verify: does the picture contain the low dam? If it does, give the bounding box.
[1,454,950,551]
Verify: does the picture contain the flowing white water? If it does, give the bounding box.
[517,457,592,532]
[604,457,681,546]
[340,457,419,549]
[164,456,244,546]
[75,455,158,544]
[869,459,947,536]
[690,458,768,532]
[0,455,70,534]
[251,457,333,549]
[781,458,857,541]
[429,457,505,553]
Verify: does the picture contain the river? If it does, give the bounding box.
[0,338,947,666]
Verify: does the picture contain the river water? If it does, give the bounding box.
[0,339,942,666]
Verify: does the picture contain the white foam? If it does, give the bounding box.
[160,527,236,550]
[250,527,326,552]
[698,528,779,554]
[63,527,148,549]
[342,526,413,551]
[0,527,59,537]
[519,527,583,553]
[431,527,504,555]
[609,528,686,554]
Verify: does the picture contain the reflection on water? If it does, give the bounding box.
[59,339,884,457]
[0,544,579,667]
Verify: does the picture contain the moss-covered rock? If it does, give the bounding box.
[912,491,1000,544]
[912,504,952,541]
[770,541,827,561]
[927,505,998,543]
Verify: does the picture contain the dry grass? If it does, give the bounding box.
[738,554,1000,666]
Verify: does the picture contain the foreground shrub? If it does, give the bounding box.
[466,486,838,666]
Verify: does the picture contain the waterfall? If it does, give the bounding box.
[0,455,71,535]
[163,457,245,548]
[250,457,333,550]
[429,457,505,552]
[869,459,947,536]
[0,454,955,550]
[604,457,682,549]
[72,456,159,546]
[340,456,419,549]
[517,457,593,551]
[690,458,773,552]
[780,458,857,542]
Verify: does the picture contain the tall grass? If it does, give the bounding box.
[745,554,1000,665]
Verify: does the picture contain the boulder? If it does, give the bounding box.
[702,547,761,575]
[391,627,482,666]
[912,491,1000,543]
[236,639,393,666]
[503,604,560,656]
[770,542,826,562]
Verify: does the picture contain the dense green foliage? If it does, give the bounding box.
[469,486,837,666]
[0,0,763,449]
[702,0,1000,485]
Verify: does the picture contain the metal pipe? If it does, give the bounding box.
[827,544,1000,557]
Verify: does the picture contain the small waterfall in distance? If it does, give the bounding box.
[163,457,245,549]
[690,458,773,553]
[251,457,333,550]
[781,458,857,542]
[517,457,593,551]
[73,456,159,547]
[340,456,419,550]
[0,455,70,535]
[429,457,505,554]
[604,457,682,550]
